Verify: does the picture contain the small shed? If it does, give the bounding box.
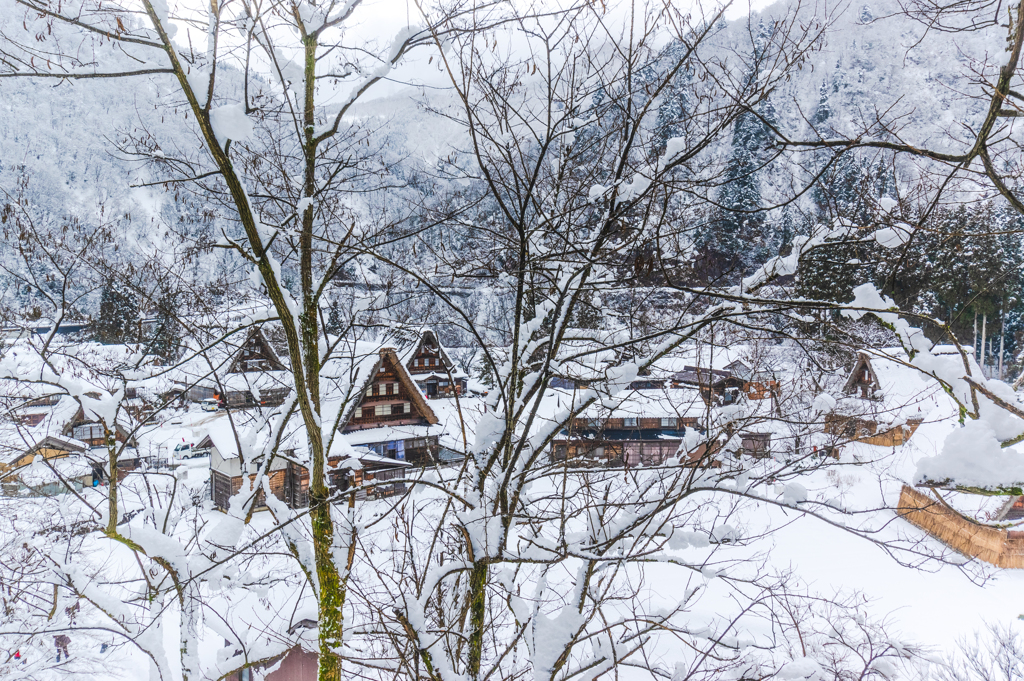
[843,352,881,399]
[204,423,293,511]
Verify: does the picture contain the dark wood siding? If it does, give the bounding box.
[212,470,233,511]
[212,469,288,511]
[285,462,309,509]
[349,355,428,428]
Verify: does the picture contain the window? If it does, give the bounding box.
[73,423,104,441]
[386,383,394,396]
[392,403,405,415]
[660,417,675,428]
[623,417,638,427]
[361,406,375,418]
[379,403,392,416]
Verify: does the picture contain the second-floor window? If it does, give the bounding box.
[73,423,105,441]
[623,417,638,427]
[661,417,675,428]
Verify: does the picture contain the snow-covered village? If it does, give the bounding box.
[5,0,1024,678]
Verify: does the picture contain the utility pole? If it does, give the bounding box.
[974,311,979,362]
[981,313,987,377]
[1000,298,1006,380]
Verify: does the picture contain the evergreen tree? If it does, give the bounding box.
[146,289,181,361]
[699,21,779,278]
[324,301,345,336]
[652,42,691,156]
[811,79,831,127]
[705,100,776,276]
[93,279,139,344]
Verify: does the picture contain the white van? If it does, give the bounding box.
[200,398,221,412]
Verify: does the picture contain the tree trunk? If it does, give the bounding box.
[311,489,344,681]
[466,559,488,680]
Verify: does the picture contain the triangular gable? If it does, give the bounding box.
[843,352,880,397]
[228,328,287,374]
[4,435,88,466]
[406,329,455,375]
[61,404,134,445]
[724,360,751,379]
[344,347,438,430]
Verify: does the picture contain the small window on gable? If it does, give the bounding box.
[380,403,392,417]
[73,423,104,441]
[393,403,405,415]
[361,406,375,419]
[21,413,45,426]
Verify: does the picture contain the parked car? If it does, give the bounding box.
[200,398,221,412]
[173,442,210,459]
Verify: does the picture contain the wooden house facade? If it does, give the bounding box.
[825,351,923,447]
[62,404,136,448]
[844,352,881,399]
[404,330,468,397]
[345,348,439,433]
[671,363,779,403]
[210,346,440,512]
[2,435,87,471]
[558,406,704,466]
[209,441,411,513]
[569,415,699,434]
[185,328,291,408]
[823,414,923,446]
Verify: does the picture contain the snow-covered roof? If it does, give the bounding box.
[5,454,94,486]
[575,387,708,420]
[833,350,941,423]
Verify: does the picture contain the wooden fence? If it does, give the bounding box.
[897,484,1024,568]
